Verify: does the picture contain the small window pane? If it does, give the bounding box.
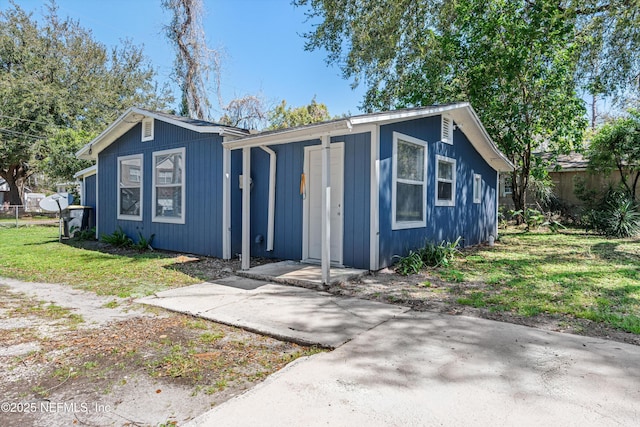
[437,181,452,201]
[156,186,182,218]
[120,188,140,216]
[438,161,452,181]
[397,140,424,181]
[155,153,183,185]
[396,182,424,222]
[120,158,141,186]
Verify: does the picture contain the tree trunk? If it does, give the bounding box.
[0,164,28,206]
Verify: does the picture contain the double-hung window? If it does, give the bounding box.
[436,155,456,206]
[152,148,185,224]
[392,132,427,229]
[117,154,143,220]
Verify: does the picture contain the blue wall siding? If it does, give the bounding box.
[337,133,370,269]
[378,116,498,267]
[230,132,371,269]
[84,174,97,227]
[97,120,224,257]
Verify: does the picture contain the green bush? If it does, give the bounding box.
[101,227,133,248]
[132,231,155,252]
[582,188,640,237]
[394,237,462,275]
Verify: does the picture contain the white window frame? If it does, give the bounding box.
[152,147,185,224]
[141,117,154,142]
[503,175,513,196]
[117,154,143,221]
[435,155,457,207]
[473,174,482,204]
[441,115,453,145]
[392,132,428,230]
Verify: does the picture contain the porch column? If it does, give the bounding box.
[321,135,331,286]
[241,147,251,270]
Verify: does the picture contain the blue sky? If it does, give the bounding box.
[21,0,366,119]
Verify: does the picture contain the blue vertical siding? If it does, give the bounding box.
[378,116,498,268]
[84,174,97,228]
[97,120,224,257]
[336,133,370,269]
[230,133,371,269]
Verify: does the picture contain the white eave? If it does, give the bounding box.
[73,165,97,179]
[76,107,248,161]
[223,102,514,173]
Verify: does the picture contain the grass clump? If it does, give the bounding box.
[395,237,461,275]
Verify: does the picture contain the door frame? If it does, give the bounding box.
[302,142,344,266]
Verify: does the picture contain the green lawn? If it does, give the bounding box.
[0,226,200,297]
[448,230,640,333]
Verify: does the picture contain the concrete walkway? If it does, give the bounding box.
[237,260,367,288]
[139,276,640,426]
[137,276,408,348]
[188,311,640,427]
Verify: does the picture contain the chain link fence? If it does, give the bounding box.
[0,205,59,228]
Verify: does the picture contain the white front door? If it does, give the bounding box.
[304,143,344,265]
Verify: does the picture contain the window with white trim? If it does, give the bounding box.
[441,116,453,144]
[141,117,154,142]
[392,132,427,229]
[503,176,513,196]
[473,174,482,204]
[152,148,185,224]
[117,154,143,220]
[436,155,456,206]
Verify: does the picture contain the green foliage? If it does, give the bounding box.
[132,232,155,252]
[101,227,134,248]
[72,227,96,241]
[394,250,424,276]
[43,129,95,182]
[587,110,640,200]
[583,188,640,238]
[294,0,640,211]
[267,97,332,130]
[0,2,171,202]
[394,237,462,275]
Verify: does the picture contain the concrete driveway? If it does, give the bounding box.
[187,311,640,426]
[140,276,640,426]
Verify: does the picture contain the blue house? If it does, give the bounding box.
[77,103,513,281]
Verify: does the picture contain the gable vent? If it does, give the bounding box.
[441,116,453,145]
[141,117,154,142]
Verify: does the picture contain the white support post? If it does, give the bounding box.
[222,147,231,259]
[321,135,331,286]
[241,147,251,271]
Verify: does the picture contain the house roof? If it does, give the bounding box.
[73,165,97,179]
[224,102,514,172]
[76,107,250,160]
[539,152,589,171]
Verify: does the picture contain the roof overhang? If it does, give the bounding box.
[73,165,97,179]
[224,102,514,172]
[76,107,248,161]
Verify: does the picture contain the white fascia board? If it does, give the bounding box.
[73,165,97,179]
[348,102,470,126]
[223,120,353,150]
[76,106,247,160]
[449,106,514,173]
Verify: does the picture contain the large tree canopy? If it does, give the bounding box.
[295,0,640,211]
[0,1,171,204]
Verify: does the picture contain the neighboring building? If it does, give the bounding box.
[77,103,513,271]
[499,152,639,213]
[0,179,8,207]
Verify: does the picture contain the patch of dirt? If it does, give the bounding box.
[0,282,317,426]
[329,269,640,347]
